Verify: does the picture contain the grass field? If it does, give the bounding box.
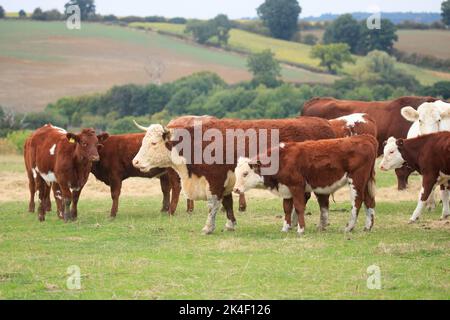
[0,154,449,299]
[133,23,450,86]
[0,20,336,112]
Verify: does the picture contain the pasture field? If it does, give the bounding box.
[0,20,335,113]
[133,22,450,86]
[0,155,449,299]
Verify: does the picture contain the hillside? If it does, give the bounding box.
[0,20,336,112]
[133,22,450,85]
[302,12,442,24]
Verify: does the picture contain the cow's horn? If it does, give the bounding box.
[133,120,148,132]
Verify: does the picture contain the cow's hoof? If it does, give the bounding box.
[408,218,418,224]
[202,225,215,235]
[317,225,326,232]
[281,225,291,232]
[225,221,236,231]
[344,225,355,233]
[38,214,45,222]
[239,207,246,212]
[440,215,449,220]
[363,227,372,232]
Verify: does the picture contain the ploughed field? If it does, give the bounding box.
[0,155,449,299]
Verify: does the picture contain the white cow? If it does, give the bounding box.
[401,100,450,213]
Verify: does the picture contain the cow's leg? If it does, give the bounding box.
[44,191,52,212]
[52,183,64,219]
[410,175,438,223]
[316,194,330,231]
[238,193,247,212]
[159,174,170,213]
[363,183,376,231]
[36,178,49,222]
[440,184,449,220]
[110,178,122,218]
[395,165,413,190]
[59,186,73,223]
[70,188,82,221]
[202,195,221,234]
[222,194,236,231]
[289,186,306,235]
[27,170,36,213]
[282,198,293,232]
[345,179,364,232]
[290,193,309,227]
[187,199,194,213]
[167,168,182,214]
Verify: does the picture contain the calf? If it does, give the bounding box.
[380,132,450,222]
[24,124,109,222]
[329,113,377,138]
[90,133,184,217]
[234,135,378,234]
[132,117,336,234]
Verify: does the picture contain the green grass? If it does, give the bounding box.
[134,22,450,85]
[0,196,449,299]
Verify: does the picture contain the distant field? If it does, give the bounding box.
[137,23,450,85]
[0,20,336,112]
[302,29,450,60]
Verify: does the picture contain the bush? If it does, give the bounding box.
[168,17,187,24]
[0,139,17,154]
[107,117,148,134]
[6,130,32,154]
[301,34,318,45]
[0,6,4,19]
[23,111,68,129]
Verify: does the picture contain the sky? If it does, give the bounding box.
[1,0,443,19]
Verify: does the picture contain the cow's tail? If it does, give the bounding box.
[367,160,377,199]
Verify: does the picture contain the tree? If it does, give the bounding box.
[0,6,5,19]
[31,7,45,20]
[357,19,398,55]
[247,50,282,87]
[310,43,355,74]
[19,10,27,18]
[257,0,302,40]
[185,15,231,46]
[302,34,318,45]
[211,14,232,46]
[64,0,96,20]
[323,14,362,54]
[185,20,216,44]
[442,0,450,26]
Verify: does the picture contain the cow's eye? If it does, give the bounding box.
[390,151,394,154]
[151,142,157,146]
[243,172,249,177]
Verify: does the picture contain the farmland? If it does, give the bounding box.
[0,20,336,113]
[133,22,450,86]
[0,154,449,299]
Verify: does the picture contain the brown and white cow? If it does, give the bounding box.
[380,132,450,222]
[302,96,437,190]
[234,135,378,234]
[24,124,109,222]
[90,133,185,217]
[328,113,377,138]
[132,117,335,234]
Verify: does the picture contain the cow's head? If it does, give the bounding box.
[233,157,264,194]
[401,101,450,135]
[132,121,173,172]
[67,129,109,162]
[379,137,406,171]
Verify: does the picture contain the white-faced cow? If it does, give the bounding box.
[234,135,379,234]
[401,100,450,211]
[24,124,109,222]
[380,133,450,222]
[132,117,335,234]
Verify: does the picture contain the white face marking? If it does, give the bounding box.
[133,124,172,172]
[380,137,405,171]
[337,113,367,127]
[49,144,56,155]
[234,157,264,193]
[405,102,450,135]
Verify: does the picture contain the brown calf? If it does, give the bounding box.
[234,135,378,234]
[24,124,109,222]
[380,132,450,222]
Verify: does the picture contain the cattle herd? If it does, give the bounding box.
[23,96,450,235]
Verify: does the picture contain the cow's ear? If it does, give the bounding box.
[162,128,171,141]
[396,139,404,147]
[97,132,109,143]
[382,140,387,148]
[66,133,80,144]
[401,106,419,122]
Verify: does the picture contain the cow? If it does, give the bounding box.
[233,135,378,234]
[380,132,450,222]
[132,117,336,234]
[90,133,185,217]
[24,124,109,222]
[301,96,437,190]
[328,113,377,138]
[402,100,450,211]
